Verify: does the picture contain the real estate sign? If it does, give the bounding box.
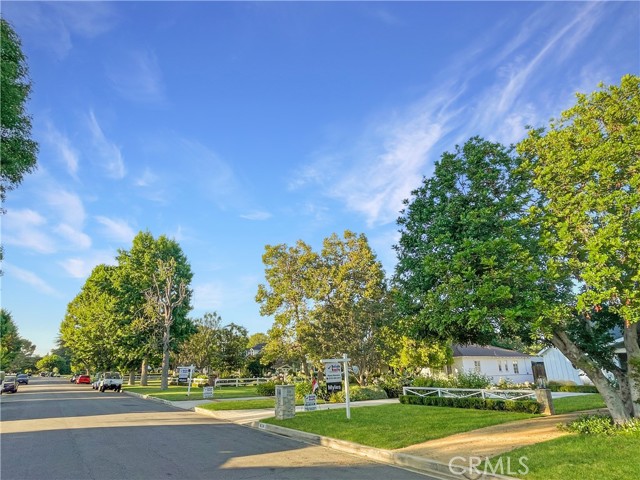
[325,362,342,393]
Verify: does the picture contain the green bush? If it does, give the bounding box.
[328,385,388,403]
[560,414,640,435]
[295,381,313,401]
[375,375,413,398]
[547,382,598,393]
[399,394,541,414]
[455,371,492,389]
[256,380,280,396]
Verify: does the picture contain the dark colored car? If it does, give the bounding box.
[17,374,29,385]
[76,375,91,384]
[1,376,19,394]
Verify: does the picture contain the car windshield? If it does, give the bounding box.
[4,376,16,382]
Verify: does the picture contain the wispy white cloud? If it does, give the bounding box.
[42,188,86,229]
[95,216,136,244]
[54,224,92,250]
[43,121,80,178]
[87,111,126,179]
[193,282,225,311]
[134,168,159,187]
[2,2,118,59]
[294,2,615,226]
[107,49,165,103]
[5,263,59,296]
[2,209,56,254]
[59,250,116,279]
[240,211,272,221]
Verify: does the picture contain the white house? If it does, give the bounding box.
[450,344,534,384]
[536,346,589,385]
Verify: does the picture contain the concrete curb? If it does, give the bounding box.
[193,406,517,480]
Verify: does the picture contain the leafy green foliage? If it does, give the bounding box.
[560,414,640,435]
[518,75,640,324]
[0,19,38,205]
[257,231,391,384]
[394,137,549,346]
[328,385,388,403]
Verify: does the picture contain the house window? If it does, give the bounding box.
[513,362,519,374]
[474,361,481,373]
[498,362,502,372]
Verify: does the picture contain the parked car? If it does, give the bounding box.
[76,375,91,384]
[70,375,77,383]
[98,372,123,392]
[1,375,19,394]
[92,374,103,390]
[17,374,29,385]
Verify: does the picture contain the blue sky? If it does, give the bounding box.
[1,1,638,356]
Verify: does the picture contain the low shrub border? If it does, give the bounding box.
[399,394,541,414]
[547,383,598,393]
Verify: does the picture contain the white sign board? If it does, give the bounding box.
[324,363,342,383]
[203,386,214,399]
[304,394,317,411]
[178,367,190,381]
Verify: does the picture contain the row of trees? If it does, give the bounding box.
[255,230,451,385]
[59,231,193,389]
[255,75,639,425]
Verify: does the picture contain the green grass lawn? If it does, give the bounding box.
[123,383,261,401]
[552,394,606,414]
[262,404,537,450]
[199,397,330,410]
[486,432,640,480]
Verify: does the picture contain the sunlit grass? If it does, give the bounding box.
[552,394,606,414]
[485,432,640,480]
[262,404,537,450]
[123,382,261,401]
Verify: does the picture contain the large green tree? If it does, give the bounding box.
[176,312,223,372]
[518,74,640,422]
[394,137,550,346]
[60,264,124,373]
[0,309,22,370]
[0,19,38,206]
[256,241,318,369]
[115,231,194,386]
[257,231,391,384]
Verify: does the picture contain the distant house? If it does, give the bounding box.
[246,343,266,357]
[450,344,534,384]
[536,346,590,385]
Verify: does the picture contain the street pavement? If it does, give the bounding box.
[0,377,436,480]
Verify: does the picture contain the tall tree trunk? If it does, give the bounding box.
[161,327,170,391]
[551,329,632,424]
[623,321,640,417]
[141,357,148,386]
[128,369,135,386]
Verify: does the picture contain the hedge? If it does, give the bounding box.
[547,383,599,393]
[399,394,541,414]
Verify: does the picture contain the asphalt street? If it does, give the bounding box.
[0,377,434,480]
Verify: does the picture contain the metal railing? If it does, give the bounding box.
[402,386,536,401]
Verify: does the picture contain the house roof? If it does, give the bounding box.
[452,344,531,358]
[249,343,266,351]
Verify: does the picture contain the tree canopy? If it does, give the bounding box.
[394,136,551,346]
[0,19,38,205]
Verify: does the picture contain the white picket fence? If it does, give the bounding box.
[402,386,536,401]
[214,377,270,387]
